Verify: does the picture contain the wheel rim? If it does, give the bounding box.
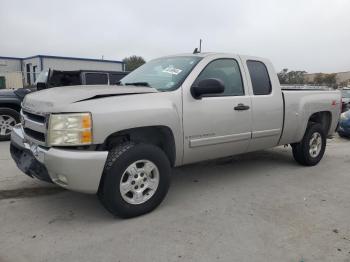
[309,132,322,158]
[0,114,17,136]
[119,160,160,205]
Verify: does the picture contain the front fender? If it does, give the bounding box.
[66,92,183,165]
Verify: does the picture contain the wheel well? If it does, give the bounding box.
[102,126,176,166]
[0,104,21,112]
[308,111,331,134]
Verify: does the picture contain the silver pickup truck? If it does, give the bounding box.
[10,53,341,218]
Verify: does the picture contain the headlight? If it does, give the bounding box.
[48,113,92,146]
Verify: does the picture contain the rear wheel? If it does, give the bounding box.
[292,123,326,166]
[0,108,20,141]
[98,142,171,218]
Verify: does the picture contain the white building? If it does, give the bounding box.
[0,55,125,89]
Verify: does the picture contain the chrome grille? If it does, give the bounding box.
[21,109,48,145]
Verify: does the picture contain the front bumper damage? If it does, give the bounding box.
[10,125,108,194]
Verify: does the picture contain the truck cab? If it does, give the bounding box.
[181,54,284,163]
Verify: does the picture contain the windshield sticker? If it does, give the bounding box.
[162,66,182,75]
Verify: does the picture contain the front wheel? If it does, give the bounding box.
[98,142,171,218]
[292,123,326,166]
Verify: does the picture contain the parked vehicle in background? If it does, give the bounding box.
[0,69,128,140]
[338,110,350,137]
[10,52,341,218]
[341,88,350,112]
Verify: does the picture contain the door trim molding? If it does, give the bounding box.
[189,132,251,148]
[252,129,281,139]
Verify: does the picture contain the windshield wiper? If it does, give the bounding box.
[124,82,151,87]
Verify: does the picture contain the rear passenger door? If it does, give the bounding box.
[241,58,284,152]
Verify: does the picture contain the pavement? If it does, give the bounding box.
[0,137,350,262]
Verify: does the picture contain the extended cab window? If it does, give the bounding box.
[195,59,244,96]
[247,61,272,95]
[85,73,108,85]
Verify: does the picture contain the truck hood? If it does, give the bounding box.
[22,85,158,113]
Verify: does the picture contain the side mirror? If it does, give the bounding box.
[191,78,225,99]
[36,82,47,90]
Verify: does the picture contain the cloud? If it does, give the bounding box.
[1,0,349,72]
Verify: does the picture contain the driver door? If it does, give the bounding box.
[182,57,252,164]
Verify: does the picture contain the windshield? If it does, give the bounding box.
[34,70,49,84]
[120,56,202,91]
[342,90,350,98]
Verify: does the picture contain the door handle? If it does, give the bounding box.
[234,103,250,111]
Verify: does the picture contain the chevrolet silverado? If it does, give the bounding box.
[10,53,341,218]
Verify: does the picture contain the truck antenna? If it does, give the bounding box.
[193,39,202,54]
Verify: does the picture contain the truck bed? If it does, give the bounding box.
[279,89,341,145]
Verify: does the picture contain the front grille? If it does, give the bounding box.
[24,128,46,142]
[21,109,47,145]
[22,110,46,123]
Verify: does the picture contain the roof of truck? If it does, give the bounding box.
[167,52,229,57]
[161,52,268,63]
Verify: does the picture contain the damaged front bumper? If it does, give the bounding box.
[10,125,108,194]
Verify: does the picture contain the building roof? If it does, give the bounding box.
[0,55,123,64]
[0,56,22,60]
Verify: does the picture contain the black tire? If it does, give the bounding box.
[0,108,20,141]
[98,142,171,218]
[292,123,326,166]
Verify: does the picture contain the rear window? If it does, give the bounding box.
[85,73,108,85]
[49,71,81,87]
[247,61,272,95]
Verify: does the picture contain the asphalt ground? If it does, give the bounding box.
[0,137,350,262]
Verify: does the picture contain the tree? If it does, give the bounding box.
[323,73,337,87]
[277,68,288,84]
[123,56,146,71]
[277,69,306,85]
[314,73,324,85]
[313,73,337,88]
